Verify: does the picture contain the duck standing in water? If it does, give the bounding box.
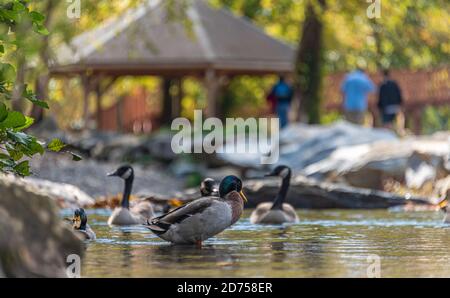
[107,165,154,226]
[72,208,96,240]
[146,175,247,245]
[250,165,299,224]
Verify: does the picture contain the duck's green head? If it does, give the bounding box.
[219,175,247,202]
[72,208,87,230]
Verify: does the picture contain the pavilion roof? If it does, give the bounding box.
[50,0,295,77]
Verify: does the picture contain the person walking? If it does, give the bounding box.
[340,68,375,125]
[377,69,403,129]
[270,76,293,129]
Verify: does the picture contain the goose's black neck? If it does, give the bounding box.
[271,170,291,210]
[122,175,134,209]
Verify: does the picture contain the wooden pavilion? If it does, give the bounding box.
[49,0,295,127]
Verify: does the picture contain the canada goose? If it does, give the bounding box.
[107,165,154,226]
[72,208,96,240]
[146,175,247,245]
[250,165,299,224]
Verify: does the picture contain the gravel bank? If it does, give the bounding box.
[29,153,184,198]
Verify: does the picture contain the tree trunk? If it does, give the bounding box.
[30,75,49,123]
[294,0,326,124]
[11,55,26,113]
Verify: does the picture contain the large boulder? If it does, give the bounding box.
[216,121,397,171]
[24,177,95,208]
[243,175,431,209]
[0,175,84,277]
[306,135,450,189]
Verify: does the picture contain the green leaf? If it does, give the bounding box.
[7,130,33,146]
[29,11,45,23]
[26,140,44,156]
[70,152,82,161]
[0,102,7,122]
[47,138,66,152]
[7,146,23,161]
[0,153,10,160]
[33,23,49,36]
[23,88,49,109]
[15,116,34,131]
[0,63,16,83]
[14,160,30,177]
[0,111,26,129]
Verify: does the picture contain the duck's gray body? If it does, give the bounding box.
[108,201,154,226]
[250,202,298,224]
[147,192,244,244]
[76,224,96,240]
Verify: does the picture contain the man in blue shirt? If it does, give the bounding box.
[340,68,375,125]
[270,76,293,129]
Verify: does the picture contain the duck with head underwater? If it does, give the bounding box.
[200,178,218,197]
[145,175,247,245]
[250,165,299,224]
[162,178,218,214]
[107,165,154,226]
[72,208,96,240]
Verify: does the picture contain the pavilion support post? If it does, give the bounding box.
[216,75,231,121]
[81,75,93,130]
[412,107,422,135]
[94,82,103,130]
[205,69,219,118]
[172,78,183,120]
[94,76,118,130]
[161,77,174,126]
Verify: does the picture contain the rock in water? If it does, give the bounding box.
[0,175,84,277]
[244,175,431,209]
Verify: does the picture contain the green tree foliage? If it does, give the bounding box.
[0,0,65,176]
[211,0,449,122]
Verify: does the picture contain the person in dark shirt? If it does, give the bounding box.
[378,69,403,129]
[270,76,293,129]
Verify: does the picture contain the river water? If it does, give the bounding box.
[67,209,450,278]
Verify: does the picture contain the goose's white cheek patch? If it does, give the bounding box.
[280,168,289,178]
[121,169,132,179]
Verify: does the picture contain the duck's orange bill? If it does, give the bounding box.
[438,198,448,209]
[240,191,248,203]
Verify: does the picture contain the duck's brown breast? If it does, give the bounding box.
[225,191,244,224]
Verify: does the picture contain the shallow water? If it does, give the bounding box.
[64,209,450,278]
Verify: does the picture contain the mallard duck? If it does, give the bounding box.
[107,165,154,226]
[72,208,96,240]
[146,175,247,245]
[250,165,299,224]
